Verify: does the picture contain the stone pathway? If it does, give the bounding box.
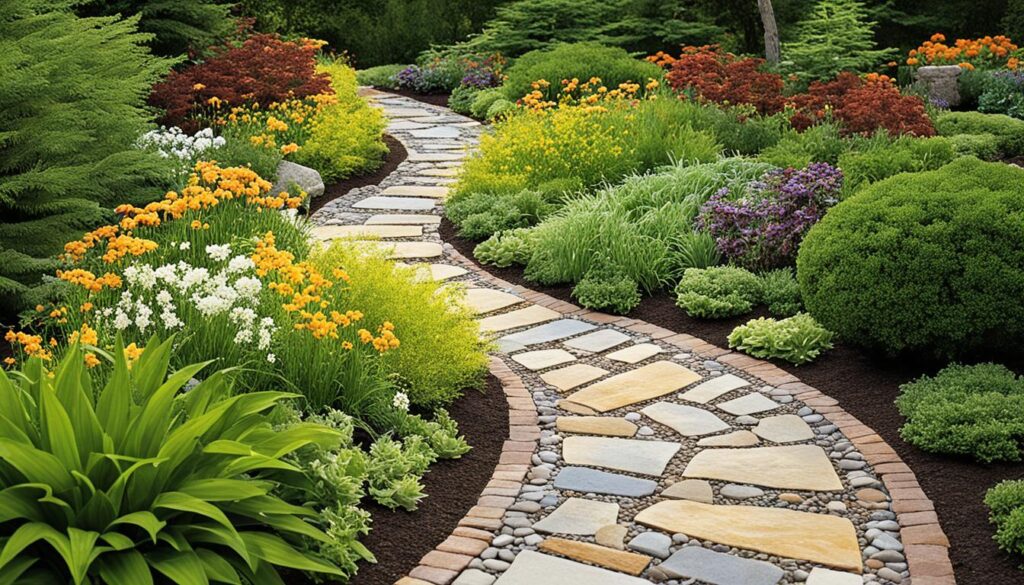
[312,92,924,585]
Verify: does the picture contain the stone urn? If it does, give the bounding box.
[914,65,962,107]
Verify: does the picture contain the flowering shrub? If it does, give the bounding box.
[149,34,333,129]
[138,126,225,184]
[698,163,843,270]
[219,94,336,157]
[661,45,785,115]
[906,33,1021,70]
[396,52,504,93]
[519,76,660,111]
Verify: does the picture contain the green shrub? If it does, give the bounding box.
[0,339,348,582]
[76,0,233,57]
[759,123,847,167]
[957,68,993,109]
[837,135,956,191]
[448,84,481,114]
[979,72,1024,120]
[356,64,406,89]
[728,313,834,364]
[760,268,803,317]
[447,190,550,240]
[675,266,762,318]
[206,124,285,180]
[485,98,516,120]
[933,111,1024,156]
[797,157,1024,357]
[571,260,641,315]
[897,363,1024,462]
[949,132,1002,161]
[475,228,535,267]
[470,87,508,118]
[313,242,488,407]
[502,42,662,101]
[986,480,1024,556]
[781,0,896,82]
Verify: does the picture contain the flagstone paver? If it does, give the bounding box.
[360,241,442,259]
[314,92,931,585]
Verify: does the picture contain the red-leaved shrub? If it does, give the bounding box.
[788,73,935,136]
[664,45,785,115]
[150,34,333,129]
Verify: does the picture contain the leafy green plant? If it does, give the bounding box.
[502,42,662,101]
[448,84,481,115]
[897,363,1024,462]
[836,135,956,191]
[760,268,803,317]
[485,98,516,120]
[470,87,508,119]
[76,0,233,57]
[475,228,535,267]
[727,313,835,365]
[759,123,847,167]
[781,0,897,82]
[0,337,347,583]
[356,64,406,89]
[446,189,550,240]
[675,266,761,318]
[985,480,1024,556]
[365,436,434,510]
[571,260,641,315]
[948,132,1002,160]
[797,157,1024,357]
[933,111,1024,156]
[979,72,1024,120]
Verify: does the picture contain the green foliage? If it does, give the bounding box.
[933,111,1024,156]
[759,123,847,167]
[485,98,517,120]
[797,157,1024,357]
[897,363,1024,462]
[447,190,551,241]
[979,73,1024,120]
[728,313,834,364]
[948,132,1002,160]
[956,68,992,110]
[760,268,803,317]
[356,64,406,89]
[448,85,482,115]
[206,124,285,180]
[675,266,762,319]
[475,229,535,268]
[313,243,488,407]
[571,260,642,315]
[0,338,347,582]
[837,135,956,191]
[365,436,434,510]
[470,87,508,119]
[781,0,897,82]
[986,480,1024,557]
[502,42,663,101]
[0,0,176,317]
[76,0,233,57]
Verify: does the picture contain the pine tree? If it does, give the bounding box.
[76,0,235,56]
[782,0,898,81]
[0,0,175,319]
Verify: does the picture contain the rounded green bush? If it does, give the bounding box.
[933,111,1024,156]
[470,87,506,119]
[675,266,762,318]
[448,84,480,115]
[502,42,662,101]
[797,157,1024,357]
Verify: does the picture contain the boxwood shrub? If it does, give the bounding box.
[502,42,662,101]
[933,111,1024,157]
[797,157,1024,357]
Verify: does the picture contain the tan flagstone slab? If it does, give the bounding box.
[562,436,681,476]
[381,185,450,198]
[565,361,701,413]
[313,225,422,240]
[353,196,436,210]
[532,498,619,535]
[557,400,598,415]
[556,416,637,437]
[365,214,441,225]
[354,241,442,259]
[807,568,863,585]
[661,479,714,503]
[753,414,815,443]
[641,402,730,437]
[540,364,609,391]
[679,374,751,404]
[464,288,523,314]
[634,500,862,572]
[512,349,577,371]
[426,264,468,280]
[479,305,560,334]
[539,538,651,576]
[495,551,651,585]
[605,343,663,364]
[697,430,760,447]
[683,445,843,491]
[408,152,465,162]
[716,393,780,416]
[563,329,631,353]
[418,167,460,177]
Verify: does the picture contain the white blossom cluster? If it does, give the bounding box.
[139,126,226,160]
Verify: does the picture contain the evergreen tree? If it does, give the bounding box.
[0,0,175,319]
[1003,0,1024,41]
[782,0,898,80]
[76,0,235,56]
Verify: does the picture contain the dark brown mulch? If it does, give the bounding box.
[309,134,408,215]
[349,374,508,585]
[441,217,1024,585]
[372,87,451,108]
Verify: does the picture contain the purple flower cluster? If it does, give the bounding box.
[697,163,843,270]
[461,68,503,89]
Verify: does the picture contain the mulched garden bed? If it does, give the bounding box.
[441,217,1024,585]
[350,373,508,585]
[309,134,408,214]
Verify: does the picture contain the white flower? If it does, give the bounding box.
[194,294,231,316]
[161,309,181,329]
[233,276,262,297]
[227,255,254,273]
[156,289,173,305]
[113,310,131,330]
[154,264,178,282]
[124,264,156,290]
[266,353,276,363]
[234,328,253,344]
[180,267,209,290]
[135,301,153,331]
[206,244,231,262]
[229,306,257,326]
[392,392,410,412]
[179,242,191,251]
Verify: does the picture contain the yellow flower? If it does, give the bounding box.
[193,83,206,91]
[123,342,143,364]
[281,143,300,155]
[3,357,15,366]
[84,353,101,368]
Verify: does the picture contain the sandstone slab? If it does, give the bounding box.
[562,436,680,476]
[538,539,651,576]
[556,416,636,437]
[806,568,863,585]
[661,479,714,503]
[697,430,760,447]
[554,466,658,497]
[365,214,441,225]
[512,349,577,371]
[556,400,597,415]
[419,167,460,177]
[494,551,650,585]
[658,546,784,585]
[606,343,663,364]
[464,288,523,314]
[641,402,730,437]
[566,361,701,413]
[541,364,609,391]
[424,264,468,281]
[716,393,780,416]
[499,319,597,346]
[753,414,815,443]
[563,329,631,353]
[683,445,843,491]
[353,196,436,210]
[314,225,422,240]
[382,185,449,198]
[368,241,442,259]
[679,374,751,404]
[532,498,619,535]
[479,306,560,334]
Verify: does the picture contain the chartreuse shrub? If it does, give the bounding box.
[728,313,835,365]
[0,338,350,583]
[948,132,1002,161]
[933,111,1024,156]
[470,87,508,119]
[356,64,406,89]
[312,242,488,407]
[797,157,1024,357]
[836,135,956,191]
[502,42,662,101]
[986,480,1024,557]
[897,363,1024,462]
[0,0,176,317]
[675,266,762,319]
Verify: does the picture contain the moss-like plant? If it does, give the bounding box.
[674,266,761,318]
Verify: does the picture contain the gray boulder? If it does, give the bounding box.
[272,160,325,198]
[915,65,962,107]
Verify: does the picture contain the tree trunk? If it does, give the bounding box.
[758,0,781,64]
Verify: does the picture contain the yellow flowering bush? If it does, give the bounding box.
[293,103,389,181]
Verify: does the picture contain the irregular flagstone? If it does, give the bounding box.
[382,185,449,198]
[634,500,862,572]
[353,196,436,210]
[562,436,681,476]
[540,364,609,391]
[605,343,663,364]
[697,430,760,447]
[408,152,466,162]
[641,401,730,437]
[387,120,430,130]
[563,329,631,352]
[658,546,784,585]
[424,264,469,281]
[418,167,460,177]
[538,539,651,576]
[553,466,658,497]
[411,126,462,139]
[364,213,441,225]
[595,524,628,550]
[464,288,523,314]
[661,479,714,503]
[565,361,701,413]
[313,224,422,239]
[358,241,442,259]
[556,400,597,415]
[478,305,560,334]
[494,551,650,585]
[753,414,815,443]
[512,349,577,371]
[380,106,436,117]
[679,374,751,404]
[556,416,637,437]
[806,568,863,585]
[683,445,843,491]
[716,393,780,416]
[532,498,619,535]
[454,569,496,585]
[499,319,597,346]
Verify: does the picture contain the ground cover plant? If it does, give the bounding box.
[727,312,835,365]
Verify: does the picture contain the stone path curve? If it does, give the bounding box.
[311,90,956,585]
